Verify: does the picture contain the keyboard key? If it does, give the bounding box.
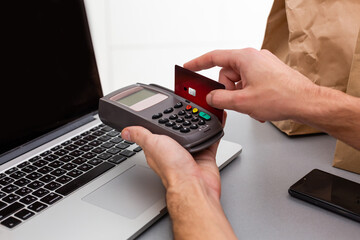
[10,171,26,179]
[69,150,83,157]
[33,160,48,168]
[55,176,72,184]
[29,156,41,162]
[13,178,31,187]
[50,145,62,152]
[0,202,24,221]
[120,150,136,158]
[22,165,38,173]
[48,161,64,168]
[40,193,62,205]
[43,154,59,162]
[28,201,47,212]
[15,187,32,197]
[101,142,115,149]
[107,148,121,155]
[67,169,83,178]
[1,216,22,228]
[39,174,56,183]
[50,169,66,177]
[44,182,61,191]
[115,143,130,150]
[2,194,20,204]
[98,135,111,142]
[19,195,37,205]
[56,162,115,196]
[89,140,102,146]
[110,137,123,144]
[72,157,87,165]
[77,164,93,172]
[0,201,6,209]
[0,177,14,186]
[32,188,50,198]
[82,152,97,159]
[40,150,52,157]
[61,140,72,146]
[5,167,18,175]
[0,173,5,179]
[2,184,19,193]
[83,135,97,141]
[0,192,5,198]
[27,181,44,190]
[92,147,106,154]
[37,166,54,174]
[61,163,77,171]
[81,131,91,136]
[101,126,113,132]
[107,131,119,137]
[15,209,34,220]
[97,153,112,160]
[87,158,102,166]
[26,172,42,180]
[74,140,87,146]
[79,145,93,152]
[64,144,78,151]
[92,131,105,137]
[54,149,69,156]
[59,155,74,162]
[108,155,127,165]
[133,146,142,152]
[17,161,30,168]
[71,136,82,141]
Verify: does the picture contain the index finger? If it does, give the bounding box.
[183,50,234,71]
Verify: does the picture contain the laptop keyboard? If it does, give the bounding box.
[0,123,142,229]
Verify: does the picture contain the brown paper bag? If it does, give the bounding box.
[262,0,360,135]
[333,30,360,174]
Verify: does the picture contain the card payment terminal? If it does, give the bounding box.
[99,83,224,153]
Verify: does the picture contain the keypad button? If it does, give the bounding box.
[163,107,174,114]
[169,114,178,120]
[158,118,169,124]
[199,112,211,120]
[192,108,199,114]
[190,124,198,129]
[183,121,191,126]
[28,201,47,212]
[172,124,182,130]
[180,127,190,133]
[176,118,185,123]
[185,113,192,119]
[178,110,186,116]
[152,113,163,119]
[165,121,175,127]
[1,216,22,228]
[185,105,192,111]
[174,102,183,108]
[15,209,34,220]
[198,119,206,125]
[191,117,199,122]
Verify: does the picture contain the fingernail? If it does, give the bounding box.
[122,129,131,141]
[206,92,213,106]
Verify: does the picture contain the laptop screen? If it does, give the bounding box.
[1,0,103,158]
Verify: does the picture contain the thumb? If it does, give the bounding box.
[206,89,246,112]
[121,126,152,149]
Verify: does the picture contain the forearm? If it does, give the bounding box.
[166,178,237,240]
[294,85,360,150]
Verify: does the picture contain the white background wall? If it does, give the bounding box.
[84,0,273,94]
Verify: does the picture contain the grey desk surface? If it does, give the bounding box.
[138,111,360,240]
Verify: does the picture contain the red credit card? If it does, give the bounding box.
[174,65,225,122]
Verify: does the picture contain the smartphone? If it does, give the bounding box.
[289,169,360,222]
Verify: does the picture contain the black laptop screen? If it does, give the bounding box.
[1,0,103,157]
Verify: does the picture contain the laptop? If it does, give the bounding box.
[0,0,242,239]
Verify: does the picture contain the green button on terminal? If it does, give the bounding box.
[199,112,211,121]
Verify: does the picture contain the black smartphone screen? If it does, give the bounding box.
[289,169,360,222]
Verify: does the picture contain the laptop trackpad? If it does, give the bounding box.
[82,165,165,219]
